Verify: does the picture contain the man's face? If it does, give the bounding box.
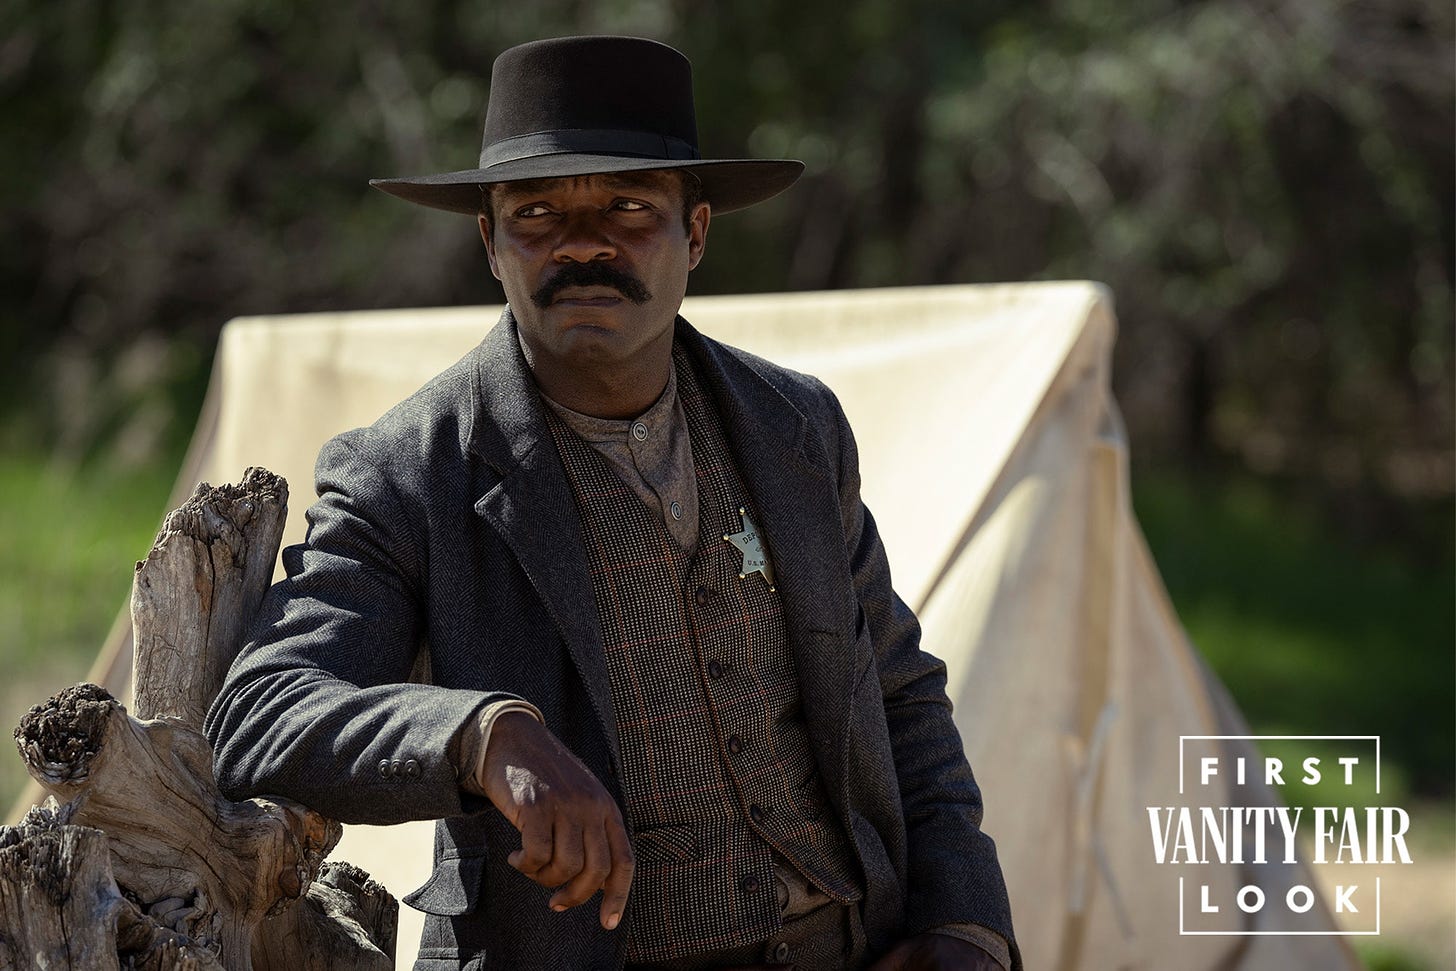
[479,170,709,379]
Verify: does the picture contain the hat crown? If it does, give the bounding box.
[369,35,802,216]
[480,37,700,165]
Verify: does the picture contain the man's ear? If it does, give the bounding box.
[478,213,501,280]
[687,202,711,271]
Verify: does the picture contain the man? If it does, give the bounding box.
[206,36,1017,971]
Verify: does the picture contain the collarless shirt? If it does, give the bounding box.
[538,361,700,554]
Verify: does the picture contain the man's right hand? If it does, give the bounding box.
[463,710,634,930]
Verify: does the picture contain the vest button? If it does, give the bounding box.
[694,585,713,605]
[727,735,744,754]
[741,874,761,893]
[707,660,725,680]
[774,942,791,961]
[749,804,766,823]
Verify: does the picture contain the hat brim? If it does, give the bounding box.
[369,156,804,216]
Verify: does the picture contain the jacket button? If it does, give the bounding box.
[694,585,713,606]
[727,735,743,755]
[707,660,725,680]
[773,942,791,961]
[378,759,393,778]
[741,874,761,893]
[391,759,404,777]
[404,759,421,779]
[749,804,766,823]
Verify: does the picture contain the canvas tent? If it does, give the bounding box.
[16,282,1360,969]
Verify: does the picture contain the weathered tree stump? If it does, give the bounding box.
[0,800,122,970]
[3,467,398,969]
[132,467,289,726]
[0,799,224,971]
[251,863,396,971]
[15,685,339,967]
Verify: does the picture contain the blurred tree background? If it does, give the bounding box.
[0,0,1451,961]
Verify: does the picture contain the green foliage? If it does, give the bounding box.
[0,448,177,810]
[1134,470,1455,798]
[1357,941,1436,971]
[0,452,171,664]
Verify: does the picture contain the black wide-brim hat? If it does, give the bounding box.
[370,36,804,216]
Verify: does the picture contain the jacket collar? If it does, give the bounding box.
[466,306,549,474]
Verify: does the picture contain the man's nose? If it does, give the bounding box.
[552,211,617,263]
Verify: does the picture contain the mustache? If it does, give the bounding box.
[530,261,652,308]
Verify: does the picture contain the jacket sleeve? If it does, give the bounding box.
[204,430,520,825]
[821,383,1020,966]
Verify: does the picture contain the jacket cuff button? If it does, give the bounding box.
[405,759,421,779]
[378,759,393,778]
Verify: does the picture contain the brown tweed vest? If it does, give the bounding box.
[544,346,861,962]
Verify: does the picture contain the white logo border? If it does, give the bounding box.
[1174,734,1383,937]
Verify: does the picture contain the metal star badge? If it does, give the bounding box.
[723,507,775,590]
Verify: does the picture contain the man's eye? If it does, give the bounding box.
[613,200,649,211]
[515,205,551,218]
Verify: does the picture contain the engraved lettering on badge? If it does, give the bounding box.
[723,507,776,590]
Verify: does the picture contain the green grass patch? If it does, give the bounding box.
[1356,942,1437,971]
[1133,470,1455,805]
[0,450,177,812]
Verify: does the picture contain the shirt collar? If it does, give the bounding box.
[536,350,680,444]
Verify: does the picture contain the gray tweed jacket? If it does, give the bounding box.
[205,309,1017,970]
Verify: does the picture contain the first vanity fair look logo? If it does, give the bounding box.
[1147,736,1412,936]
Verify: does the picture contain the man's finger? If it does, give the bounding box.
[551,818,611,911]
[509,814,555,878]
[598,812,635,930]
[539,817,587,893]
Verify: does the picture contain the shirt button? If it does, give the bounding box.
[749,804,766,823]
[377,759,392,778]
[404,759,421,779]
[773,942,791,961]
[694,585,713,605]
[727,735,743,755]
[707,660,725,680]
[670,500,682,520]
[631,422,648,441]
[741,874,761,893]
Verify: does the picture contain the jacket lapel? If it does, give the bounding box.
[467,310,621,768]
[679,320,856,801]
